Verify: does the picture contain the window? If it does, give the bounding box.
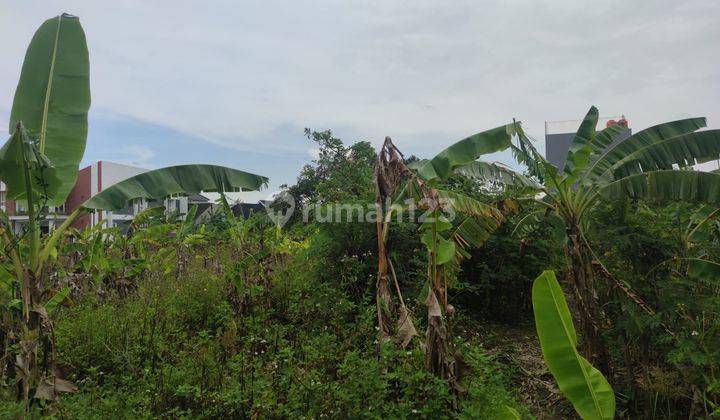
[0,190,5,212]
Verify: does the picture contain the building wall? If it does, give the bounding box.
[66,166,93,228]
[0,182,12,216]
[99,161,147,190]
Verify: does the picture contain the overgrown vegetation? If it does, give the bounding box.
[2,13,720,419]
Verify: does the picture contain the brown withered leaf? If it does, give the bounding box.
[35,377,78,400]
[426,290,442,318]
[396,306,418,349]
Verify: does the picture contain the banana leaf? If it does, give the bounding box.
[585,117,707,182]
[83,164,268,210]
[532,270,615,420]
[8,13,90,205]
[599,170,720,205]
[608,130,720,179]
[8,14,90,205]
[413,123,521,182]
[455,161,541,193]
[563,106,598,178]
[0,123,60,200]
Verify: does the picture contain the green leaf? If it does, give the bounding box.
[420,232,456,266]
[436,189,504,220]
[413,123,521,182]
[82,164,269,210]
[687,258,720,279]
[420,214,452,232]
[454,161,541,193]
[563,106,599,178]
[599,170,720,205]
[590,123,628,158]
[608,130,720,179]
[585,117,706,182]
[9,13,90,205]
[434,236,456,265]
[511,130,552,182]
[8,299,23,311]
[498,405,522,420]
[532,270,615,420]
[0,122,61,200]
[44,286,71,314]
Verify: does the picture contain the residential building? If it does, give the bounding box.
[544,116,632,169]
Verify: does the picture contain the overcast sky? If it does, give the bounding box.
[1,0,719,195]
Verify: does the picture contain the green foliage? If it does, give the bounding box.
[287,128,376,205]
[8,13,90,205]
[43,230,521,418]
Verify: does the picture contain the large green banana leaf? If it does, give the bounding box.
[607,130,720,180]
[584,117,706,182]
[599,170,720,204]
[563,106,598,178]
[413,123,521,182]
[8,13,90,204]
[83,164,269,210]
[0,123,60,200]
[532,270,615,420]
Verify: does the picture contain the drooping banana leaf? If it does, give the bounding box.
[413,123,522,182]
[532,270,615,420]
[83,164,269,210]
[563,106,598,178]
[0,122,60,200]
[511,129,552,182]
[436,189,504,221]
[584,117,707,182]
[607,130,720,180]
[599,170,720,205]
[455,161,541,193]
[8,13,90,205]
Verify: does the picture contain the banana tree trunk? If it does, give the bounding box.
[565,223,612,376]
[425,263,452,379]
[375,190,394,342]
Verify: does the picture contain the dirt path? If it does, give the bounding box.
[481,323,575,419]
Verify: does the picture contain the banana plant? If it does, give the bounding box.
[646,204,720,279]
[374,123,523,381]
[0,14,268,406]
[460,106,720,373]
[533,270,615,420]
[0,14,89,405]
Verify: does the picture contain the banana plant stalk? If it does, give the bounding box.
[374,124,520,383]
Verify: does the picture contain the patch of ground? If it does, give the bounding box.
[480,323,576,419]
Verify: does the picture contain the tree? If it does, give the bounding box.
[374,123,524,383]
[287,128,376,205]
